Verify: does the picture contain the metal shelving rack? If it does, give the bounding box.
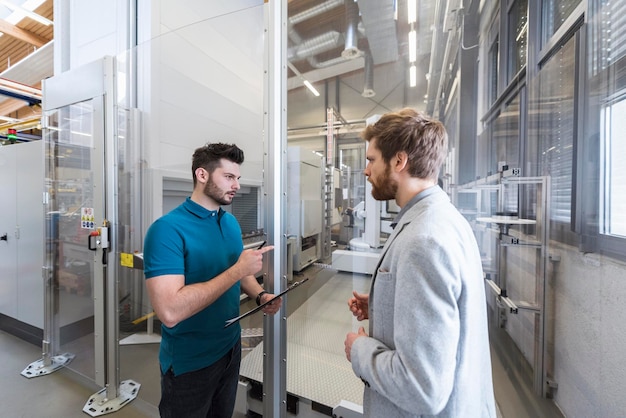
[455,170,553,397]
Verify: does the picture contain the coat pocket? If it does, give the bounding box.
[372,270,395,345]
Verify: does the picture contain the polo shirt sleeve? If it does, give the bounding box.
[143,218,185,279]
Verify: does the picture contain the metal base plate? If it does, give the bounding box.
[119,332,161,345]
[21,353,75,378]
[83,380,141,417]
[333,400,363,418]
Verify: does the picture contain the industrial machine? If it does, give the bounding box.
[287,146,324,272]
[331,134,396,275]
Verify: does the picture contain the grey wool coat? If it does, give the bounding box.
[351,187,497,417]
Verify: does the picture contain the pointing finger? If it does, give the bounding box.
[257,245,274,255]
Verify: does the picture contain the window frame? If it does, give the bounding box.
[507,0,529,82]
[579,52,626,260]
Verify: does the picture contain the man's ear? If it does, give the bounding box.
[195,167,208,184]
[393,151,409,173]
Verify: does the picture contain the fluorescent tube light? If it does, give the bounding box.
[288,61,320,97]
[303,80,320,97]
[409,65,417,87]
[408,0,417,24]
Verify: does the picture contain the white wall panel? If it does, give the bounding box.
[159,25,262,114]
[66,0,130,71]
[159,0,263,34]
[137,0,265,223]
[157,64,261,139]
[71,1,116,43]
[72,34,117,70]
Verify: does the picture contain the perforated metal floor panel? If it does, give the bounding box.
[239,271,370,409]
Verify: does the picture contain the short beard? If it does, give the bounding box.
[203,175,233,206]
[370,165,397,201]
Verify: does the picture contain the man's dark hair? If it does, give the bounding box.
[361,108,448,181]
[192,143,244,185]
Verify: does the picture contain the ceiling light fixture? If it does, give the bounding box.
[288,62,320,97]
[409,30,417,63]
[408,0,417,24]
[407,0,418,88]
[303,80,320,97]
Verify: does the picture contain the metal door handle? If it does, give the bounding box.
[88,234,98,250]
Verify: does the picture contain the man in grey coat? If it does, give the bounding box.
[344,108,496,417]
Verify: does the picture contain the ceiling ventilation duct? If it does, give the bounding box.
[289,0,344,25]
[288,0,343,45]
[356,0,398,64]
[287,0,351,68]
[286,0,399,86]
[342,0,362,59]
[362,51,375,97]
[288,31,342,61]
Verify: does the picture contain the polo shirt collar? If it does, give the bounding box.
[183,197,224,219]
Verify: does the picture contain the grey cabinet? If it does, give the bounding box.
[0,141,44,328]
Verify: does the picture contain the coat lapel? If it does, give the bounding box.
[371,213,412,281]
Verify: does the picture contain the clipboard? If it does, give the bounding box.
[224,278,309,328]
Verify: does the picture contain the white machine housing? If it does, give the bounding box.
[287,146,324,272]
[332,135,394,275]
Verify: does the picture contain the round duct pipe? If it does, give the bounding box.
[362,51,375,97]
[290,0,344,25]
[288,31,342,61]
[342,0,361,59]
[288,0,344,44]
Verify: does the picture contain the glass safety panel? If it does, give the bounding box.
[114,104,163,406]
[241,0,464,416]
[114,2,267,410]
[44,100,99,382]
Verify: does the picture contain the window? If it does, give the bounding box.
[541,0,581,46]
[589,0,626,75]
[536,38,576,226]
[491,94,522,214]
[492,93,521,173]
[489,38,499,104]
[580,0,626,258]
[508,0,528,81]
[600,97,626,237]
[483,100,520,179]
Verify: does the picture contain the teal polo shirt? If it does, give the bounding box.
[143,197,242,375]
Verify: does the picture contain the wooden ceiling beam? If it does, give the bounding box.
[0,97,32,119]
[0,20,48,47]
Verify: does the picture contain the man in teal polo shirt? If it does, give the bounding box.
[144,142,281,418]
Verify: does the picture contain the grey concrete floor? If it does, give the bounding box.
[0,328,158,418]
[0,264,564,418]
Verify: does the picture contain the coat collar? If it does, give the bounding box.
[390,185,440,229]
[373,187,449,275]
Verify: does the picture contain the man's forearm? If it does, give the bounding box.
[149,265,244,327]
[241,275,265,300]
